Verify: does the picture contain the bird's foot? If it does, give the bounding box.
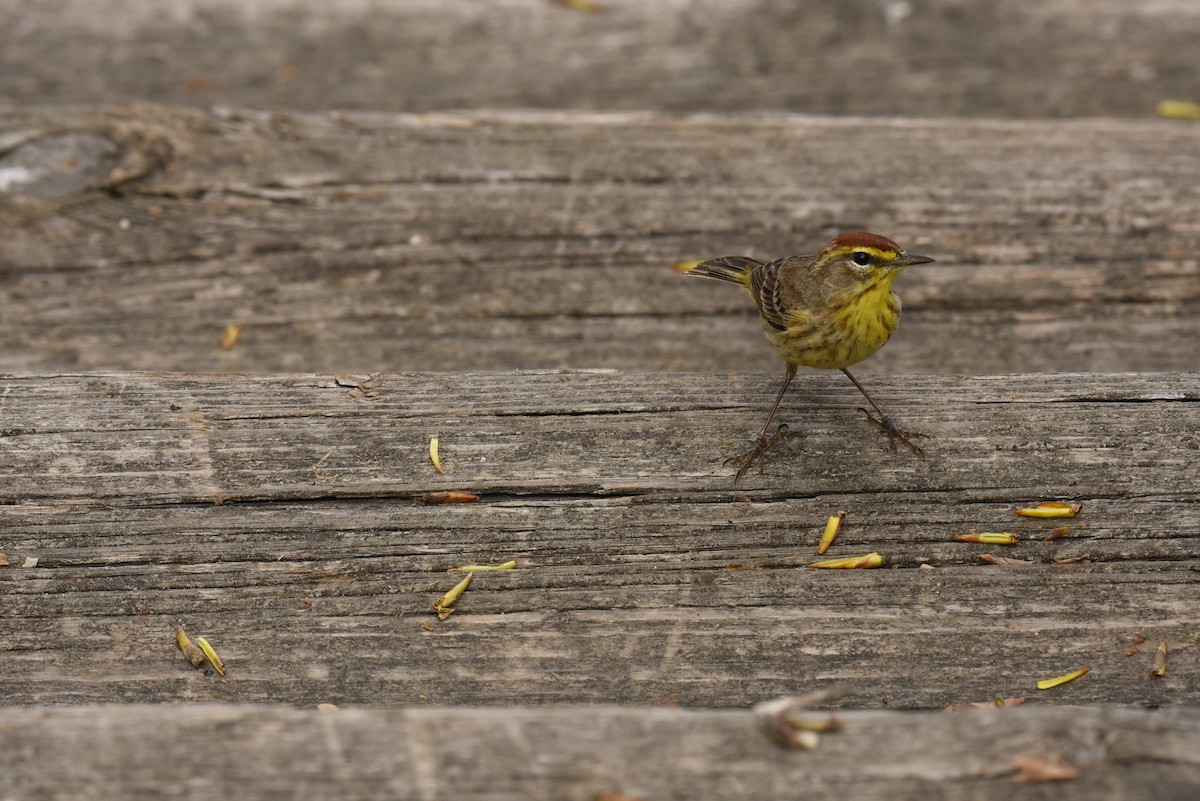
[725,424,790,483]
[858,408,926,457]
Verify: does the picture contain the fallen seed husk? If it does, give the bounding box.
[195,637,226,677]
[753,687,853,749]
[449,560,518,573]
[1158,100,1200,120]
[220,323,241,350]
[955,531,1019,545]
[817,511,845,555]
[175,625,206,668]
[434,573,474,620]
[1150,642,1168,678]
[429,436,443,473]
[806,552,883,569]
[552,0,605,12]
[1036,667,1090,690]
[417,491,480,504]
[1016,501,1081,518]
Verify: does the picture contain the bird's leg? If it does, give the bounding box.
[726,366,796,482]
[840,368,926,457]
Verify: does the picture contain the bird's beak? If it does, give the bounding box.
[896,252,935,267]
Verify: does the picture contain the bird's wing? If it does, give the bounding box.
[749,258,794,332]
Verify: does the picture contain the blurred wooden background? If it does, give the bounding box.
[4,0,1197,118]
[2,2,1198,799]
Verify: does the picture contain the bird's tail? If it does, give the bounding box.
[682,256,762,288]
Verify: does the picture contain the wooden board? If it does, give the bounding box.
[1,0,1197,118]
[3,704,1199,800]
[1,371,1196,708]
[6,4,1198,796]
[2,105,1199,376]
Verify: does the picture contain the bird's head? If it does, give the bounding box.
[819,232,934,278]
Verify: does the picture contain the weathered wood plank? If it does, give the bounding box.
[4,705,1199,800]
[1,371,1196,707]
[2,106,1198,375]
[1,0,1196,119]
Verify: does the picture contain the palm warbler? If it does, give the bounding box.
[683,231,934,480]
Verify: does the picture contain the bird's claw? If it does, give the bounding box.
[858,408,926,457]
[725,424,790,482]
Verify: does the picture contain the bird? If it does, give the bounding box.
[681,231,934,480]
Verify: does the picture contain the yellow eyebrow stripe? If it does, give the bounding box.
[850,247,896,261]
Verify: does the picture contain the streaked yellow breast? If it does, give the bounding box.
[764,275,901,370]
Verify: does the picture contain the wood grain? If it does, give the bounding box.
[2,106,1198,375]
[5,4,1198,796]
[1,0,1196,118]
[3,705,1199,800]
[1,371,1196,708]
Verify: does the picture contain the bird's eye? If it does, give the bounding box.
[851,251,872,266]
